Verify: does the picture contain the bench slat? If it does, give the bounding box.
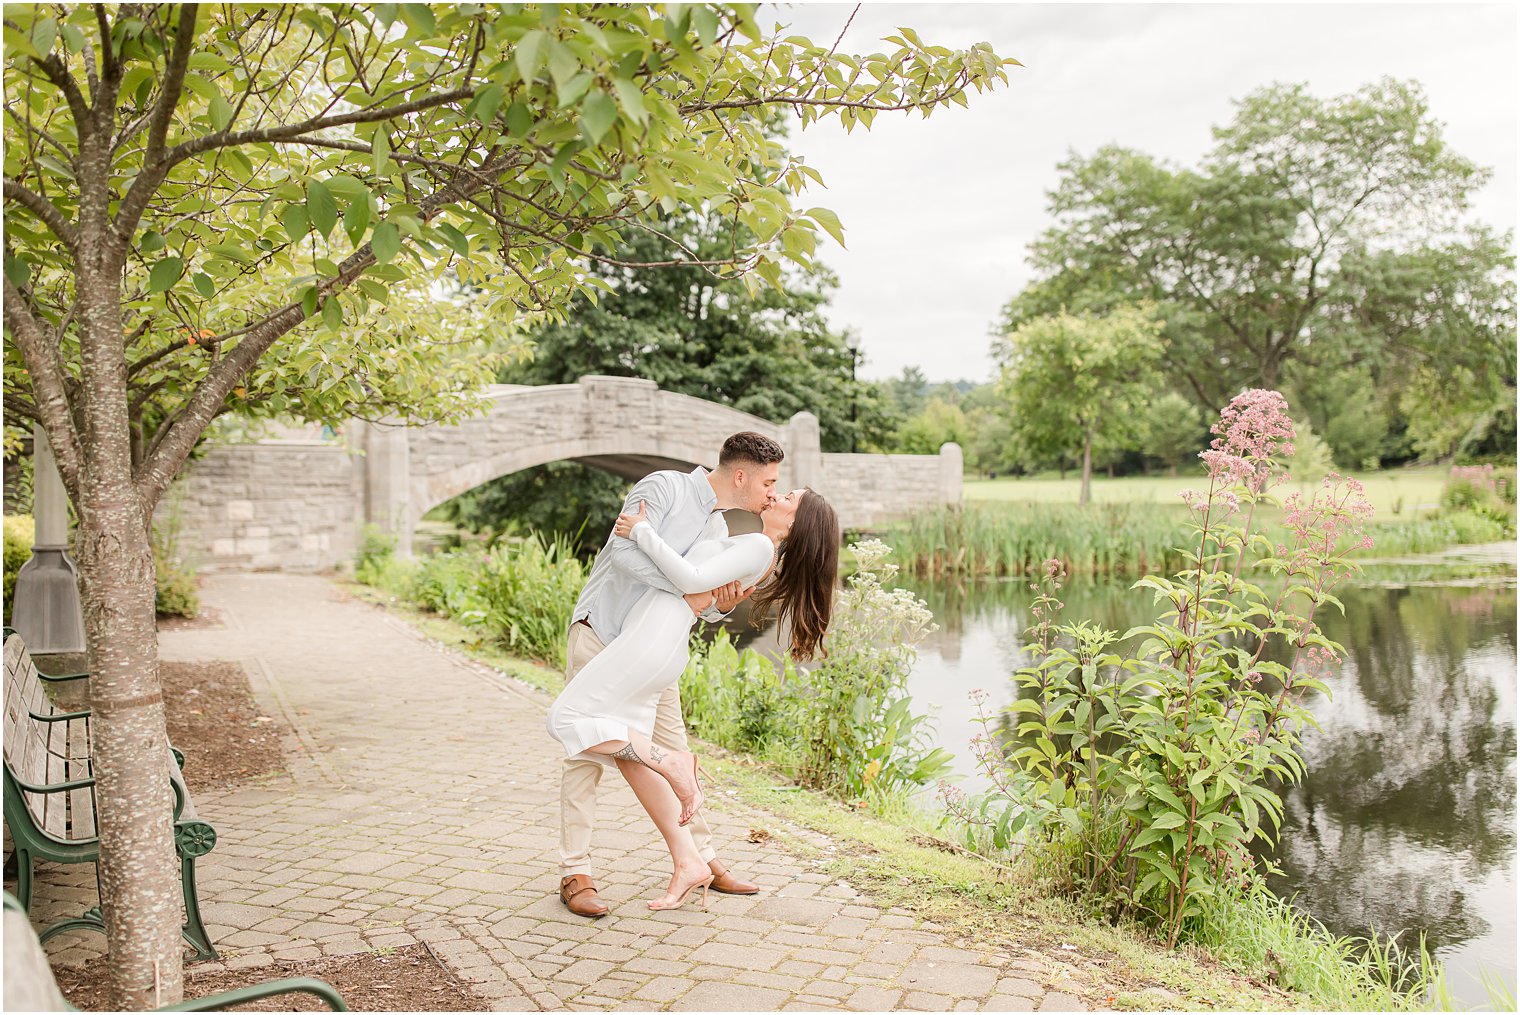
[67,716,96,840]
[43,718,70,840]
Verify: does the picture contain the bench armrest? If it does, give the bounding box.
[37,670,89,683]
[157,977,348,1012]
[7,772,96,795]
[27,708,91,723]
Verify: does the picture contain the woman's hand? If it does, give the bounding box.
[614,501,648,538]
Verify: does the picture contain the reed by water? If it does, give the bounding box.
[876,501,1513,578]
[876,501,1193,577]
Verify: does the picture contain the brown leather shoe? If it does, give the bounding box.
[708,859,759,896]
[560,875,609,918]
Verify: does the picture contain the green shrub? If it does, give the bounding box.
[356,523,396,571]
[474,533,586,668]
[4,515,35,619]
[680,630,797,762]
[411,548,487,618]
[153,548,200,618]
[152,490,199,618]
[794,540,952,801]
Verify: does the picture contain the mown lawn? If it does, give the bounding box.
[964,466,1448,521]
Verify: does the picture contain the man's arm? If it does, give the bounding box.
[604,474,684,597]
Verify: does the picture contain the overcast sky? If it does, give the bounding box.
[774,3,1519,383]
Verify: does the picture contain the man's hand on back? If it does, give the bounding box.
[713,580,754,613]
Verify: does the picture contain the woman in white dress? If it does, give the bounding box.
[547,487,840,910]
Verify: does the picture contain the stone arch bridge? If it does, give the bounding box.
[176,375,962,571]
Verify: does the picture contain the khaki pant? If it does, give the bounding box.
[559,622,716,876]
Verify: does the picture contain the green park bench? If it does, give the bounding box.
[3,629,218,961]
[4,891,348,1011]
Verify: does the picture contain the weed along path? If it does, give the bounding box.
[25,573,1283,1012]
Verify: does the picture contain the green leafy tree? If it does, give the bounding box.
[1,5,1015,1003]
[995,304,1165,505]
[894,397,970,455]
[1138,392,1207,475]
[1003,79,1512,458]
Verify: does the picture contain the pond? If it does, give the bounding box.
[896,571,1517,1006]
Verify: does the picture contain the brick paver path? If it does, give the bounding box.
[23,574,1092,1012]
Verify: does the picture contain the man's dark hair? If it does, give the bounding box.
[718,431,785,469]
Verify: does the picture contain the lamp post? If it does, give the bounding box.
[846,333,862,453]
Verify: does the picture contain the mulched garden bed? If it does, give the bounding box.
[160,659,286,791]
[54,944,491,1011]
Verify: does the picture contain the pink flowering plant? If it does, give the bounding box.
[941,390,1377,948]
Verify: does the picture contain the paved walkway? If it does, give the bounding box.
[27,574,1092,1012]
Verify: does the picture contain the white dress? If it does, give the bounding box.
[546,521,775,764]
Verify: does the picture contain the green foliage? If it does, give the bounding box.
[1285,420,1334,486]
[680,630,798,763]
[1441,464,1515,525]
[681,541,951,804]
[795,541,953,800]
[1202,886,1449,1012]
[152,549,200,619]
[894,398,971,456]
[357,531,586,669]
[3,515,35,618]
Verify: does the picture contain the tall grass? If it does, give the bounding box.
[1198,887,1453,1012]
[880,502,1514,578]
[878,502,1192,577]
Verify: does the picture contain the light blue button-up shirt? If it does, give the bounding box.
[571,467,728,644]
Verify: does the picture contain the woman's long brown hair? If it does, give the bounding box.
[750,488,839,661]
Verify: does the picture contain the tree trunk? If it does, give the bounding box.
[75,508,184,1009]
[71,226,185,1004]
[1080,429,1093,506]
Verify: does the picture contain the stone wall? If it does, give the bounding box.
[171,441,359,572]
[815,444,963,529]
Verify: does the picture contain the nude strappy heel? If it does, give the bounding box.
[649,873,715,912]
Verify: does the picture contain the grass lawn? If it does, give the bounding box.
[964,466,1449,521]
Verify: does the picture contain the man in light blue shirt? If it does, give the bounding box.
[557,432,784,918]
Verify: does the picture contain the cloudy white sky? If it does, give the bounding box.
[773,3,1519,383]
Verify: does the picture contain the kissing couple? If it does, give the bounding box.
[546,431,840,915]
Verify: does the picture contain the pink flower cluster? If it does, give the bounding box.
[1209,389,1296,460]
[1303,645,1342,678]
[1280,473,1376,573]
[1450,464,1499,493]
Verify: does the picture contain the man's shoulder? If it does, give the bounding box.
[631,469,699,497]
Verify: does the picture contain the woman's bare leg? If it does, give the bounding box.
[614,758,711,907]
[585,728,702,823]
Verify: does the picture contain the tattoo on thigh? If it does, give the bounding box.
[611,744,646,766]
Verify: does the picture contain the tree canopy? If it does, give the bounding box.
[1000,78,1515,463]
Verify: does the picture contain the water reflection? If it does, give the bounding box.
[898,576,1517,1004]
